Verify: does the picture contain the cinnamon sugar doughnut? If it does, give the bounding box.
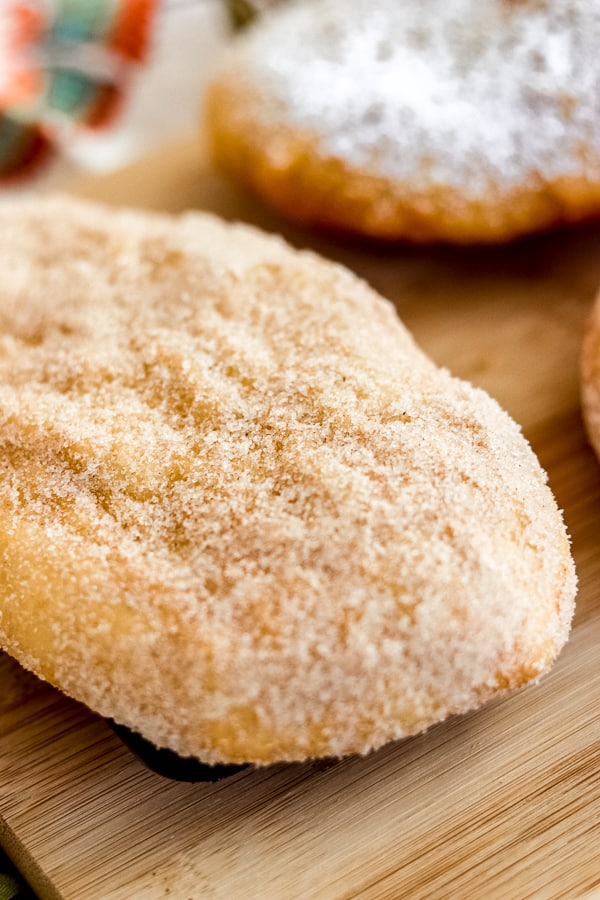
[581,292,600,461]
[206,0,600,243]
[0,196,575,765]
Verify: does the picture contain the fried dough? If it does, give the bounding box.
[206,0,600,243]
[582,291,600,462]
[0,196,576,764]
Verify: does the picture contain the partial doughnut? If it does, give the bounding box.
[582,291,600,462]
[206,0,600,243]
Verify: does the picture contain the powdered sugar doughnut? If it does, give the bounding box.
[0,196,575,765]
[206,0,600,243]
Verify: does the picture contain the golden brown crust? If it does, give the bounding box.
[581,292,600,461]
[0,196,576,765]
[207,79,600,244]
[205,0,600,244]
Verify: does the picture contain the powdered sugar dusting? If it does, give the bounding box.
[229,0,600,194]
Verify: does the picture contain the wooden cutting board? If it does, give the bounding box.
[1,137,600,900]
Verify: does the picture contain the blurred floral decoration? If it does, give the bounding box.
[0,0,158,182]
[0,0,289,183]
[226,0,284,29]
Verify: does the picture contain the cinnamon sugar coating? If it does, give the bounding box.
[0,196,575,764]
[581,292,600,462]
[206,0,600,243]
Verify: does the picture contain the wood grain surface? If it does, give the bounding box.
[1,137,600,899]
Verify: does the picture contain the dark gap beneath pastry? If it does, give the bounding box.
[109,721,250,782]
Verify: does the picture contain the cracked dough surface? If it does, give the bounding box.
[0,196,575,764]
